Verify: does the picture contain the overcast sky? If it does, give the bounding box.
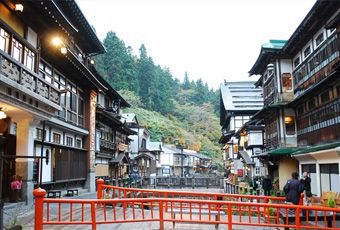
[76,0,316,90]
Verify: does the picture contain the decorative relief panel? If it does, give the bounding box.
[37,80,48,98]
[21,70,35,91]
[50,88,59,104]
[1,58,20,82]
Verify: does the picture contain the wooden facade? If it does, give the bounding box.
[0,0,130,202]
[248,0,340,194]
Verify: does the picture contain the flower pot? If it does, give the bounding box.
[9,190,20,202]
[8,225,22,230]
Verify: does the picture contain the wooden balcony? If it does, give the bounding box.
[100,139,115,150]
[293,34,339,98]
[0,51,60,114]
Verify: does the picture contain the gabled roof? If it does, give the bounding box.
[135,152,156,160]
[109,153,129,164]
[147,142,162,152]
[283,0,340,55]
[248,40,287,76]
[220,81,263,112]
[122,113,138,124]
[55,0,106,54]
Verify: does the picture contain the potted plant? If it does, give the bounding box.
[9,175,22,202]
[264,200,277,224]
[327,196,336,208]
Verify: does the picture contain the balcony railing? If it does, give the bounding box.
[297,98,340,136]
[293,34,339,97]
[0,51,60,105]
[100,139,115,150]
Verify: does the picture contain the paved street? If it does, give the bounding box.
[4,188,223,229]
[3,188,281,230]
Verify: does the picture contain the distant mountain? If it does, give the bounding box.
[95,31,222,167]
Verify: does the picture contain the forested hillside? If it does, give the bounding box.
[95,31,222,165]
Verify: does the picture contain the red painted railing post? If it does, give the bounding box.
[91,202,97,230]
[97,178,104,199]
[227,203,232,230]
[33,187,46,230]
[159,200,164,230]
[295,206,300,230]
[299,193,304,205]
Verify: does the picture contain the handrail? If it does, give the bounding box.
[98,181,286,204]
[34,190,340,230]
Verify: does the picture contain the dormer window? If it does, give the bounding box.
[294,57,300,68]
[282,73,292,92]
[303,45,311,59]
[315,32,324,47]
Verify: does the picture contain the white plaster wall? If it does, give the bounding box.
[35,144,52,182]
[280,59,293,74]
[278,156,299,190]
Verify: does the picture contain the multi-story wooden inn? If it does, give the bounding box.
[249,0,340,195]
[0,0,129,202]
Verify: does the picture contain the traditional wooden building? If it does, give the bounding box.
[95,75,135,181]
[0,0,115,202]
[219,81,263,181]
[285,0,340,195]
[249,0,340,195]
[249,40,299,189]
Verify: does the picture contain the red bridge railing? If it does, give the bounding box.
[97,179,287,204]
[33,179,340,230]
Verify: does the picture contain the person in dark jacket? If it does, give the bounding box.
[284,172,304,205]
[301,171,312,205]
[301,172,312,197]
[262,175,272,196]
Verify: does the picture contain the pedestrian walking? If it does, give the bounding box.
[262,175,272,196]
[284,172,304,205]
[301,171,312,205]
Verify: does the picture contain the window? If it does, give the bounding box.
[24,47,35,71]
[297,105,304,116]
[294,57,300,68]
[302,164,317,195]
[337,84,340,97]
[66,136,73,146]
[1,26,36,72]
[308,98,316,110]
[11,38,23,62]
[40,60,84,127]
[76,139,82,148]
[282,73,292,91]
[36,128,45,141]
[141,139,146,148]
[284,116,295,135]
[0,28,10,53]
[39,62,53,84]
[303,46,311,58]
[320,90,330,104]
[315,32,324,47]
[320,164,339,192]
[53,133,61,144]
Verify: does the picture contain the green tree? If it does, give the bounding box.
[182,72,191,89]
[95,31,138,93]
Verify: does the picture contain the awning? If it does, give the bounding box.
[239,151,255,165]
[292,142,340,155]
[268,147,301,156]
[251,147,301,158]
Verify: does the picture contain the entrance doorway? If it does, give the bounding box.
[1,134,16,200]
